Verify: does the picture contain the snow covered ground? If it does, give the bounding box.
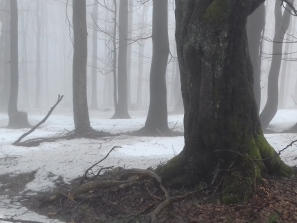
[0,109,296,222]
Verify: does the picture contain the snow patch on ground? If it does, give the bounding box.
[0,109,296,222]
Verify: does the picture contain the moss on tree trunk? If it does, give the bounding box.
[158,0,294,204]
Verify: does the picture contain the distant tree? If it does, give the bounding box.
[72,0,91,132]
[172,61,183,114]
[0,0,10,112]
[279,18,293,109]
[142,0,169,133]
[260,0,293,130]
[90,0,99,110]
[158,0,293,204]
[112,0,131,119]
[247,2,265,110]
[8,0,30,128]
[136,3,149,108]
[35,0,41,108]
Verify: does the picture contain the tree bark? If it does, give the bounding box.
[90,0,98,110]
[72,0,91,132]
[0,0,10,112]
[143,0,169,132]
[247,3,265,111]
[158,0,293,204]
[112,0,131,119]
[35,0,41,108]
[259,0,293,129]
[136,4,148,108]
[8,0,30,128]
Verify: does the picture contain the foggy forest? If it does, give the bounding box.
[1,0,297,222]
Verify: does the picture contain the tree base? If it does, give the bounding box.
[111,112,131,119]
[157,134,294,204]
[8,111,31,129]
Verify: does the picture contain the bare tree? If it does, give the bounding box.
[158,0,293,204]
[142,0,169,133]
[260,0,293,129]
[8,0,30,128]
[72,0,91,132]
[112,0,131,119]
[90,0,99,110]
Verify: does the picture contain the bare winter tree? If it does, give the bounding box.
[90,0,99,110]
[141,0,170,133]
[7,0,30,128]
[112,0,131,119]
[260,0,293,130]
[0,0,10,112]
[158,0,293,204]
[72,0,91,132]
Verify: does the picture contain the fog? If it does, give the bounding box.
[0,0,178,113]
[1,0,297,120]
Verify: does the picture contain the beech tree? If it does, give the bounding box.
[260,0,293,129]
[112,0,131,119]
[142,0,169,133]
[158,0,294,203]
[72,0,91,132]
[90,0,99,110]
[8,0,30,128]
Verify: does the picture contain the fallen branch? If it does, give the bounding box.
[80,146,120,184]
[13,95,64,145]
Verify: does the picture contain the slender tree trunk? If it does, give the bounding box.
[259,0,293,129]
[136,4,148,108]
[20,4,29,108]
[279,18,293,109]
[172,61,183,113]
[112,0,118,113]
[90,0,98,110]
[72,0,91,132]
[127,0,133,107]
[247,3,265,111]
[8,0,30,128]
[34,0,41,108]
[143,0,169,132]
[112,0,131,119]
[159,0,293,204]
[0,0,11,112]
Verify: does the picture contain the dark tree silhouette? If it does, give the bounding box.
[259,0,292,130]
[158,0,293,204]
[142,0,169,133]
[8,0,30,128]
[112,0,131,119]
[72,0,91,132]
[247,2,265,110]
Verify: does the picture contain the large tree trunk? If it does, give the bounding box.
[72,0,91,132]
[158,0,293,204]
[8,0,30,128]
[112,0,131,119]
[259,0,293,129]
[90,0,98,110]
[247,3,265,111]
[143,0,169,132]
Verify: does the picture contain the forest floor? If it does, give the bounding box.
[0,108,297,222]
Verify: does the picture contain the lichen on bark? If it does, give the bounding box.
[158,0,294,204]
